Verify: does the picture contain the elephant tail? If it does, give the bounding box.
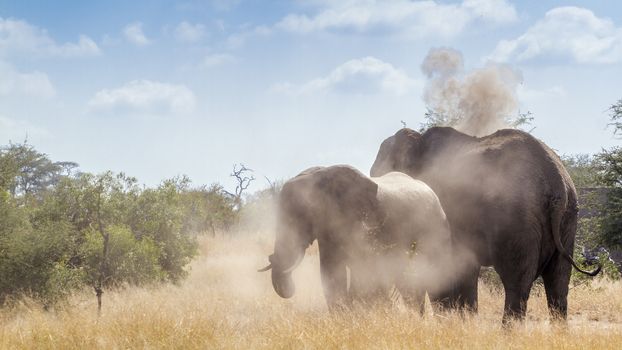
[551,195,602,277]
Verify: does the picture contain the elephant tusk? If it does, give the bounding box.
[257,263,272,272]
[282,254,304,274]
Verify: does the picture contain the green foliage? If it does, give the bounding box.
[0,142,240,307]
[576,216,602,249]
[607,99,622,137]
[479,267,503,293]
[595,147,622,188]
[579,148,622,249]
[127,178,198,282]
[571,247,620,285]
[563,150,622,250]
[0,142,77,199]
[179,184,236,236]
[597,188,622,248]
[420,108,534,131]
[561,154,602,188]
[81,225,164,287]
[420,108,461,130]
[0,215,80,305]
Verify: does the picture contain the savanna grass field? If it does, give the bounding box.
[2,3,622,349]
[1,233,620,349]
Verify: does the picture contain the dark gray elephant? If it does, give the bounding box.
[259,165,453,311]
[370,127,600,322]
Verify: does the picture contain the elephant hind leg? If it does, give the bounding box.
[542,216,575,322]
[501,286,532,324]
[541,251,572,321]
[497,266,537,324]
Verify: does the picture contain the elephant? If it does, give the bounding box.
[370,126,601,322]
[259,165,453,311]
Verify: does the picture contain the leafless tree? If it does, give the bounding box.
[226,163,255,209]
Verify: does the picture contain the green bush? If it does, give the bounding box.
[571,248,621,286]
[179,184,237,236]
[0,144,215,306]
[81,225,165,287]
[0,214,79,305]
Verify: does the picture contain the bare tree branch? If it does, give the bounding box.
[229,163,255,209]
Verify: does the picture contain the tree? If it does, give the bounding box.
[592,99,622,249]
[0,184,82,306]
[596,147,622,188]
[561,154,602,188]
[179,184,236,236]
[420,108,534,132]
[607,99,622,137]
[1,162,199,308]
[226,163,255,210]
[0,142,77,199]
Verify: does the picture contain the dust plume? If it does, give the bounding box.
[421,47,522,137]
[219,185,325,311]
[252,165,468,312]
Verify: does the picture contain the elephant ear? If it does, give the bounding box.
[317,166,379,221]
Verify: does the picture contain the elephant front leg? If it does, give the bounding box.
[396,272,426,314]
[349,260,394,307]
[319,243,348,311]
[457,265,480,312]
[393,253,425,314]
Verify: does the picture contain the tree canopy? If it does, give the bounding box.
[0,142,238,307]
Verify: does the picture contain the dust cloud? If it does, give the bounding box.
[208,48,526,312]
[206,186,326,311]
[244,166,466,312]
[421,47,522,137]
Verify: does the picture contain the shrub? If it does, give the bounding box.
[81,225,165,287]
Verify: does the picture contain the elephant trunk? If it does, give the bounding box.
[271,270,296,298]
[267,246,306,299]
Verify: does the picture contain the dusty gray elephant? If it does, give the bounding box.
[370,127,600,322]
[259,165,453,311]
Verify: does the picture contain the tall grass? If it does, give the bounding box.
[1,234,620,349]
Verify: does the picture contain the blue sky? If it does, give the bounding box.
[1,1,621,191]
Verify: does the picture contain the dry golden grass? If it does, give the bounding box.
[1,234,621,349]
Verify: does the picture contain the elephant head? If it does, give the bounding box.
[370,128,423,177]
[370,127,476,178]
[259,165,381,299]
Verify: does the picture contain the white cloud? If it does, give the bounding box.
[0,62,55,98]
[124,22,151,46]
[226,25,272,49]
[201,53,236,67]
[490,7,622,64]
[58,35,100,56]
[88,80,196,115]
[175,21,206,43]
[276,0,517,38]
[275,57,417,96]
[0,17,100,57]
